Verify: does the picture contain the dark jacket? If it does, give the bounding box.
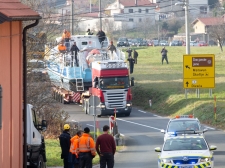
[70,45,80,55]
[126,49,132,57]
[161,48,168,56]
[59,131,71,159]
[133,50,138,58]
[97,30,106,42]
[108,44,116,53]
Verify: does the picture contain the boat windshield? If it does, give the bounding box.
[99,77,130,89]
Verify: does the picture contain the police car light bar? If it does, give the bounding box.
[175,115,194,119]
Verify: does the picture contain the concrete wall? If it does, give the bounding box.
[0,21,23,168]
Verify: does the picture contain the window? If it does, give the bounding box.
[139,18,142,22]
[138,9,141,13]
[129,9,133,13]
[129,18,134,22]
[146,9,149,13]
[200,6,207,14]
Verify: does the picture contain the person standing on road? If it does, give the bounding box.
[59,124,71,168]
[133,49,138,64]
[126,48,132,57]
[76,127,96,168]
[96,125,116,168]
[69,130,83,168]
[161,47,169,64]
[70,42,80,67]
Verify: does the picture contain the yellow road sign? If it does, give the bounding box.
[183,54,215,79]
[183,78,215,88]
[183,54,215,88]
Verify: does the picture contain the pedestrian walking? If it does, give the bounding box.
[69,130,83,168]
[76,127,96,168]
[70,42,80,67]
[59,124,71,168]
[96,29,106,47]
[127,56,135,74]
[161,47,169,64]
[133,49,138,64]
[126,48,132,57]
[62,29,71,50]
[96,125,116,168]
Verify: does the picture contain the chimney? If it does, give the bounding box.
[135,0,137,6]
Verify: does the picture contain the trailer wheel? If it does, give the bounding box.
[37,154,46,168]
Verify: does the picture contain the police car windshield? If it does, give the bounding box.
[163,138,208,151]
[168,120,200,132]
[99,77,130,90]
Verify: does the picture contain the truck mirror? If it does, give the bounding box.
[41,120,47,131]
[130,77,134,86]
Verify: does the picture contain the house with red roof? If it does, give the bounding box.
[0,0,40,167]
[105,0,157,29]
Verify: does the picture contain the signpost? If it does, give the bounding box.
[183,54,215,98]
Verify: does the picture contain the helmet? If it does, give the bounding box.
[64,124,70,130]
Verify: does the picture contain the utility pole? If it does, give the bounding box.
[90,0,92,13]
[99,0,102,30]
[185,0,190,54]
[62,9,64,28]
[71,0,74,34]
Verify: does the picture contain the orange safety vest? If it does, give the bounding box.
[58,45,67,51]
[76,133,96,156]
[70,135,79,154]
[62,31,71,39]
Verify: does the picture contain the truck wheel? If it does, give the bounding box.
[97,115,101,118]
[37,155,46,168]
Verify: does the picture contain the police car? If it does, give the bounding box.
[155,131,217,168]
[161,115,208,141]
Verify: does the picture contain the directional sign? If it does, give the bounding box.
[183,54,215,88]
[183,78,215,88]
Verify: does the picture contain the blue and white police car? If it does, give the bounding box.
[155,132,217,168]
[161,115,207,141]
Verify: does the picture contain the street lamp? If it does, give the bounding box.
[175,0,190,54]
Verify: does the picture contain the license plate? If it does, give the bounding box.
[180,166,193,168]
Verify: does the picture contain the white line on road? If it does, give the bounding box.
[138,110,146,113]
[153,114,162,118]
[86,124,94,127]
[116,118,162,131]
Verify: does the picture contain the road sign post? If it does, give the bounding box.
[183,54,215,98]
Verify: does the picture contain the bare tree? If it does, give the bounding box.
[209,23,225,52]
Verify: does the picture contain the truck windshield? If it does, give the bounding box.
[99,77,130,89]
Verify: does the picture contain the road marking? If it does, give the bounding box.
[86,124,94,127]
[116,118,162,131]
[153,114,162,118]
[138,110,146,113]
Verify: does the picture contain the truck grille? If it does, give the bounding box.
[103,90,127,109]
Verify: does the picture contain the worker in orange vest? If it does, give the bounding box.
[58,42,67,53]
[76,127,96,168]
[62,29,71,50]
[69,130,83,168]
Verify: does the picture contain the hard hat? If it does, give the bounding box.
[64,124,70,130]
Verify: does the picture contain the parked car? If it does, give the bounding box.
[198,41,208,46]
[159,40,169,46]
[169,40,183,46]
[139,40,148,46]
[117,37,129,47]
[152,40,159,46]
[130,38,142,46]
[190,41,198,46]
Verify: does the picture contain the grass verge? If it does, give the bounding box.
[46,138,124,167]
[126,46,225,129]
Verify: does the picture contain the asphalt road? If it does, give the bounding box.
[62,104,225,168]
